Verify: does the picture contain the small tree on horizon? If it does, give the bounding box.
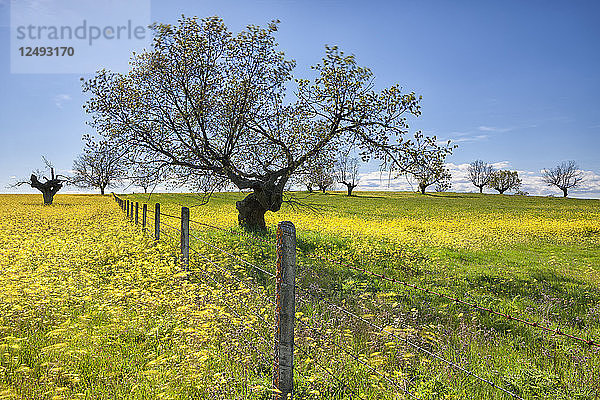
[72,136,125,195]
[467,160,494,193]
[487,170,521,194]
[336,154,361,196]
[542,160,583,197]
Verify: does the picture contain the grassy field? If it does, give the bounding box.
[1,192,599,399]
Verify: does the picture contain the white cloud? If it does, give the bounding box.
[478,126,513,133]
[53,94,72,109]
[451,134,489,143]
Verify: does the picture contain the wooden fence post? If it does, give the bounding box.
[273,221,296,400]
[155,203,160,241]
[131,201,134,220]
[180,207,190,270]
[142,204,147,232]
[135,202,139,225]
[126,200,130,218]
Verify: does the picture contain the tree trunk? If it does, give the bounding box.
[100,186,105,195]
[41,190,55,205]
[419,184,426,194]
[479,186,483,194]
[30,174,63,205]
[321,187,326,193]
[498,189,506,194]
[235,184,283,231]
[346,184,356,196]
[306,185,313,193]
[562,188,568,197]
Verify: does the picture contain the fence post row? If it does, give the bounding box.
[135,202,139,225]
[126,200,130,218]
[180,206,190,271]
[155,203,160,241]
[273,221,297,400]
[142,204,147,232]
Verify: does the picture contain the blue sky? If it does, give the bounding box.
[1,0,599,197]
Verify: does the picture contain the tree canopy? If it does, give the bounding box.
[487,170,521,194]
[467,160,493,193]
[82,16,445,229]
[72,136,125,195]
[542,161,583,197]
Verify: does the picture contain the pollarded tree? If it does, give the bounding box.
[72,136,125,195]
[336,154,361,196]
[13,157,68,205]
[542,160,583,197]
[468,160,493,193]
[399,132,454,194]
[82,16,435,230]
[487,170,521,194]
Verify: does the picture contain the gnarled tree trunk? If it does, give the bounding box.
[419,183,427,194]
[29,169,64,205]
[562,188,568,197]
[236,183,283,230]
[344,183,357,196]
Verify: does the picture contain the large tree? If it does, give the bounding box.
[542,160,583,197]
[82,16,440,229]
[14,158,68,205]
[467,160,493,193]
[399,132,454,194]
[487,170,521,194]
[72,136,125,195]
[336,154,361,196]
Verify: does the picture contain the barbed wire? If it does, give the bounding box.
[293,342,366,400]
[311,253,598,347]
[294,309,420,399]
[189,218,274,245]
[189,245,276,306]
[189,232,276,278]
[294,285,524,400]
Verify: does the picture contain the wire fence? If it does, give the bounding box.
[112,194,597,399]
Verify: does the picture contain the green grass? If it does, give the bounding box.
[122,191,600,399]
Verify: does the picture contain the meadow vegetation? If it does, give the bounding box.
[1,192,599,399]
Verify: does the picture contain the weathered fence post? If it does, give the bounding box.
[142,203,147,232]
[154,203,160,241]
[135,202,139,225]
[131,201,134,220]
[126,200,130,218]
[273,221,296,400]
[180,207,190,270]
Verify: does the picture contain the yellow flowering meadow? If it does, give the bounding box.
[0,194,275,400]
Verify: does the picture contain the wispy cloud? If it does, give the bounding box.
[478,126,513,133]
[53,94,71,108]
[452,134,489,143]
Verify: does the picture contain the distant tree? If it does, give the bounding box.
[13,157,68,205]
[399,132,454,194]
[304,157,335,193]
[72,136,125,195]
[467,160,494,193]
[82,16,441,230]
[487,170,521,194]
[336,154,360,196]
[542,160,583,197]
